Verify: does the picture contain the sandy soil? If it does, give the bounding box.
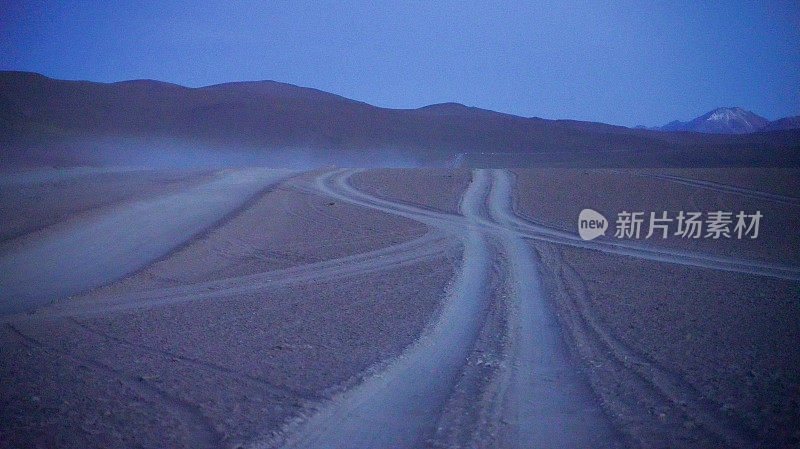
[0,169,460,449]
[350,168,471,215]
[77,171,429,297]
[0,168,215,246]
[537,243,800,448]
[513,168,800,265]
[2,167,798,449]
[0,258,456,449]
[642,167,800,197]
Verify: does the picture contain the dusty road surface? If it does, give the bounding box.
[0,168,294,314]
[275,169,624,449]
[1,167,798,449]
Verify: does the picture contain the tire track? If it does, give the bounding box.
[7,167,795,448]
[274,167,788,448]
[274,170,492,449]
[38,165,793,323]
[274,168,625,448]
[0,168,295,315]
[496,169,755,447]
[4,322,223,449]
[485,169,623,448]
[5,229,455,320]
[489,177,800,281]
[69,318,319,402]
[637,173,800,205]
[327,169,799,281]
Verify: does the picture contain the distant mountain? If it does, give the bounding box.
[764,116,800,132]
[648,107,800,134]
[2,72,800,168]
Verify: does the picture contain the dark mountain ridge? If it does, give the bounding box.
[2,71,799,167]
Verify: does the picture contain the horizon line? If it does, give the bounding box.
[1,69,795,129]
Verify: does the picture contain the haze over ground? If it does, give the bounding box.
[3,71,800,169]
[1,3,799,448]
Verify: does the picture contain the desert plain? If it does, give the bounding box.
[0,166,798,449]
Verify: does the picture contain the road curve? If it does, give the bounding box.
[6,166,795,448]
[274,168,628,448]
[14,230,456,321]
[321,169,800,281]
[274,167,797,448]
[277,170,492,449]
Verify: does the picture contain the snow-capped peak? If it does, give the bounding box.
[653,107,772,134]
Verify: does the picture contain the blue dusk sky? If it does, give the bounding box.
[1,0,798,127]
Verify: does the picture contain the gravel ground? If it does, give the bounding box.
[513,168,800,265]
[350,168,471,215]
[3,167,797,449]
[80,171,428,296]
[0,169,215,247]
[0,169,460,449]
[0,257,457,449]
[639,167,800,197]
[540,243,800,448]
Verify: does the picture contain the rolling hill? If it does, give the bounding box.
[2,71,799,167]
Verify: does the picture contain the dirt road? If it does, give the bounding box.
[275,169,623,448]
[0,168,292,314]
[275,168,798,448]
[2,167,795,448]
